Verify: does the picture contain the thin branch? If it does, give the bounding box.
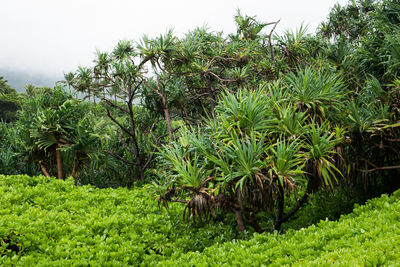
[281,188,310,223]
[357,165,400,173]
[128,80,143,105]
[102,98,129,114]
[268,20,280,62]
[143,79,164,98]
[118,130,136,156]
[104,150,137,165]
[143,148,157,171]
[188,92,211,103]
[106,109,134,138]
[126,94,140,159]
[138,56,152,69]
[150,119,162,146]
[205,71,238,82]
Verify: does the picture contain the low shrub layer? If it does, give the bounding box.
[161,190,400,266]
[1,175,399,266]
[0,175,249,266]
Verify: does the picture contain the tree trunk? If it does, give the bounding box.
[127,93,145,181]
[139,168,145,181]
[162,96,174,140]
[56,144,63,180]
[71,156,79,185]
[39,161,51,177]
[281,182,312,224]
[207,81,216,117]
[88,88,91,104]
[71,156,78,178]
[274,184,285,231]
[248,213,263,233]
[234,210,246,231]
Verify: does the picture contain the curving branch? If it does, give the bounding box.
[104,150,137,165]
[102,98,129,114]
[106,109,133,138]
[268,20,280,62]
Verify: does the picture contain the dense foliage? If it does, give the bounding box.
[160,189,400,266]
[158,77,347,231]
[1,174,399,265]
[1,0,400,263]
[0,76,21,122]
[0,175,250,265]
[155,0,400,231]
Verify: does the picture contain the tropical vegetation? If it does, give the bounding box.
[1,174,399,265]
[1,0,400,264]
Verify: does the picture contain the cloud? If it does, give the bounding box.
[0,0,347,77]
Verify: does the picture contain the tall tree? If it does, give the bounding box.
[87,41,156,180]
[15,86,99,182]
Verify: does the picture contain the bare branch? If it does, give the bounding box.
[128,80,143,105]
[143,148,157,171]
[150,119,162,147]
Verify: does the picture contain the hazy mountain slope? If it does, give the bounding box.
[0,68,62,92]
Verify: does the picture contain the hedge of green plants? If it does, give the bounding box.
[1,175,400,266]
[160,191,400,266]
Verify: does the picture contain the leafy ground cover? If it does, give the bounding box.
[0,175,249,266]
[161,192,400,266]
[1,175,399,266]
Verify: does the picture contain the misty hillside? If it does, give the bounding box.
[0,68,62,92]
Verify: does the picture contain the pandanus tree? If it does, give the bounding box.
[147,12,280,121]
[14,86,99,183]
[320,0,400,87]
[343,77,400,189]
[138,30,180,140]
[73,37,188,181]
[80,40,173,181]
[88,41,150,181]
[319,0,400,189]
[157,68,346,231]
[285,66,347,122]
[62,72,76,90]
[71,12,285,183]
[24,84,39,97]
[75,67,98,104]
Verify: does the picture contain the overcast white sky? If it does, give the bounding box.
[0,0,348,78]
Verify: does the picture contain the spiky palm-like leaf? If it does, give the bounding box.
[267,138,305,188]
[305,121,343,187]
[285,67,346,119]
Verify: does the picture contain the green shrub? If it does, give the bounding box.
[1,174,400,266]
[160,189,400,266]
[0,175,251,266]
